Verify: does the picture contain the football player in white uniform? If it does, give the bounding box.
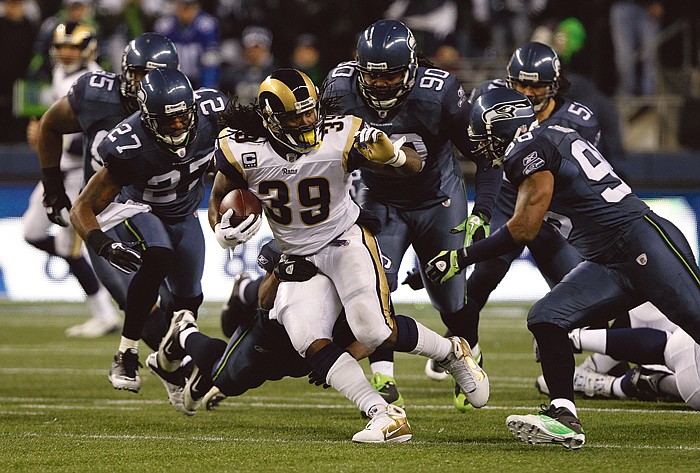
[538,303,699,409]
[24,21,119,337]
[206,68,489,443]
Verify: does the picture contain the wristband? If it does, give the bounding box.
[457,225,520,267]
[86,229,114,256]
[385,149,407,168]
[41,166,65,192]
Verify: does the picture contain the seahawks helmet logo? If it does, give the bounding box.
[483,100,534,125]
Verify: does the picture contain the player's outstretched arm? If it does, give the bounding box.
[37,96,81,170]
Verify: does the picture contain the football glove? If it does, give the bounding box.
[86,229,142,274]
[353,127,407,167]
[425,250,463,285]
[308,370,330,389]
[451,212,490,247]
[401,268,425,290]
[41,167,71,227]
[215,210,263,249]
[274,255,318,282]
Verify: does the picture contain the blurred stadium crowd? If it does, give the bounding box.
[2,0,699,148]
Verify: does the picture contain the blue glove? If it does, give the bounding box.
[451,212,490,246]
[425,250,463,285]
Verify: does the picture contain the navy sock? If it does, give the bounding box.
[606,328,667,364]
[530,322,575,401]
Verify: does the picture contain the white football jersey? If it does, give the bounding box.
[217,115,364,255]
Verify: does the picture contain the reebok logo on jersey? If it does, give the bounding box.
[522,151,545,175]
[257,254,269,268]
[636,253,648,265]
[242,152,258,168]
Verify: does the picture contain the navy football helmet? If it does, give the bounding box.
[468,88,537,168]
[137,69,196,147]
[506,42,561,112]
[355,19,418,111]
[257,68,324,154]
[121,33,179,102]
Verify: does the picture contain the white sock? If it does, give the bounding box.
[577,328,607,354]
[612,378,628,398]
[370,361,394,378]
[327,352,386,415]
[118,337,138,353]
[179,326,198,348]
[471,342,481,362]
[551,398,577,417]
[87,286,118,323]
[590,353,623,374]
[238,277,252,304]
[408,319,452,360]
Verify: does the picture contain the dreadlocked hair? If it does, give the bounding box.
[218,86,344,143]
[218,94,268,140]
[317,79,346,117]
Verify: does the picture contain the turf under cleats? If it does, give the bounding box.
[158,310,197,372]
[437,336,489,408]
[352,405,412,443]
[506,404,585,449]
[108,348,141,392]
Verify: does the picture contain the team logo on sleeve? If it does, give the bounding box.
[522,151,545,175]
[242,152,258,168]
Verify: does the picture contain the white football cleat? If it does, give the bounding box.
[437,336,489,408]
[65,317,119,338]
[352,405,412,443]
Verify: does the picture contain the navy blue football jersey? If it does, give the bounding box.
[503,124,649,262]
[472,80,603,216]
[323,62,473,209]
[67,71,134,181]
[97,88,226,220]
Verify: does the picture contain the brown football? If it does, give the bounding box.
[219,188,262,226]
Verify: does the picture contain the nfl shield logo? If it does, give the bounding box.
[636,253,648,265]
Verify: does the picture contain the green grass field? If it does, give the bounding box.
[1,301,699,472]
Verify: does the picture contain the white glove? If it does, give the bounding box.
[353,127,407,167]
[214,209,263,249]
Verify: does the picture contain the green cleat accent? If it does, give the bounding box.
[506,404,585,449]
[370,373,405,408]
[453,380,475,412]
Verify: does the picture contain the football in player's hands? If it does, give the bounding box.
[219,188,262,226]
